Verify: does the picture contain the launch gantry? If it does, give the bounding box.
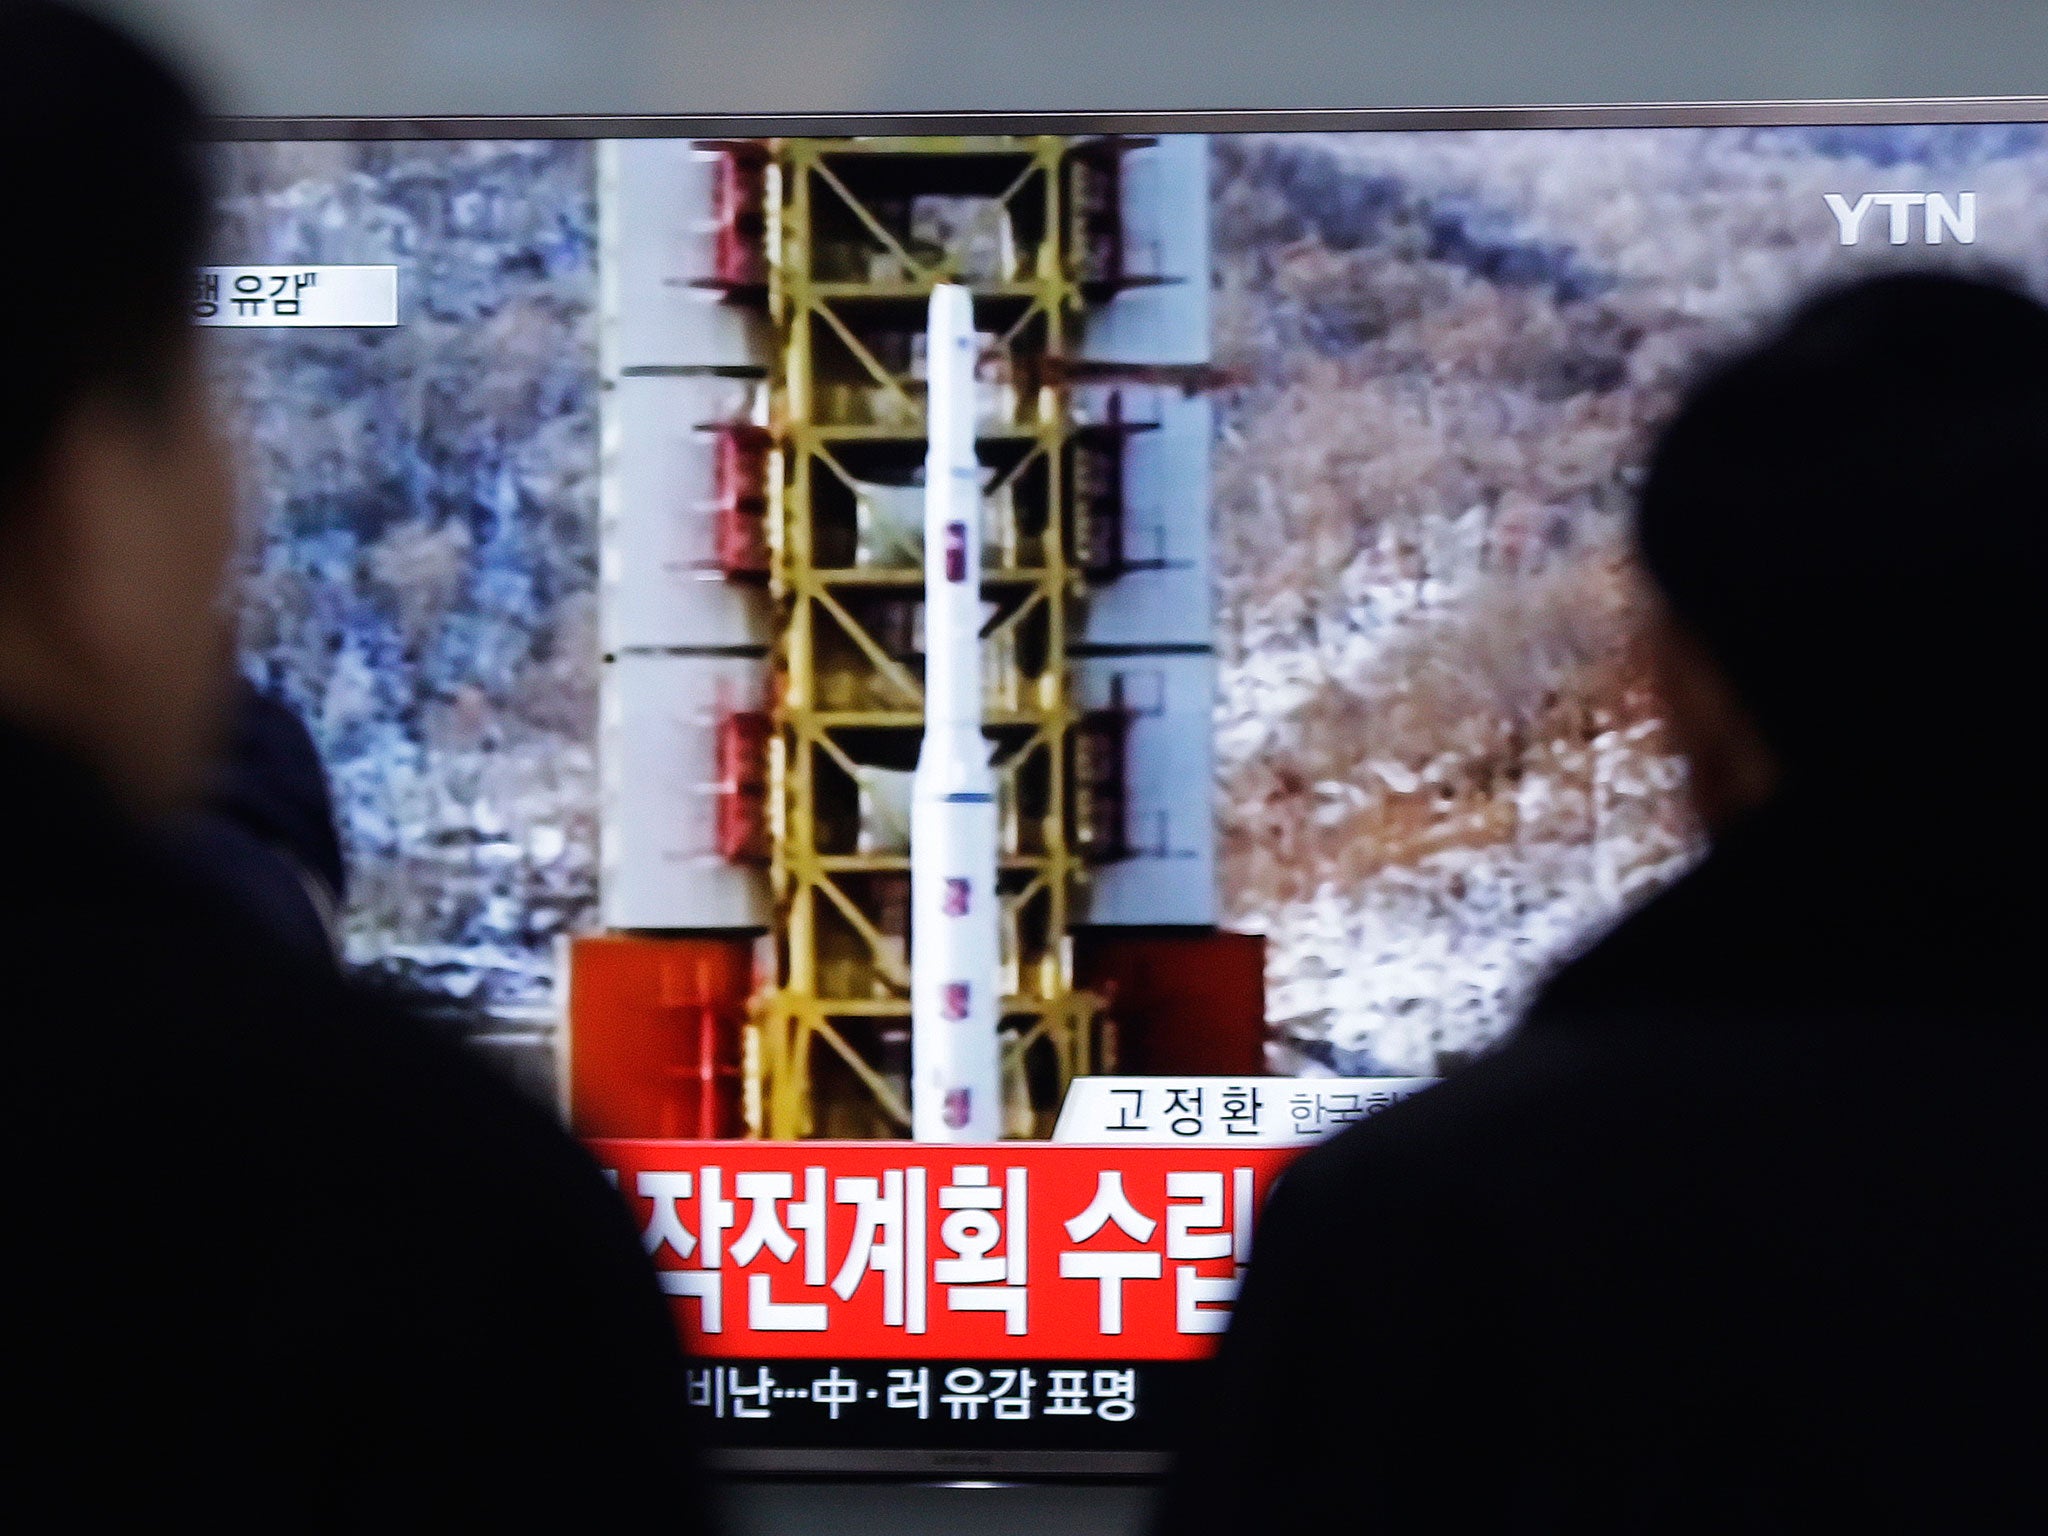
[576,132,1223,1142]
[748,137,1126,1139]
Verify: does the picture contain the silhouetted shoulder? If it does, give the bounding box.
[1276,1024,1619,1212]
[5,739,701,1528]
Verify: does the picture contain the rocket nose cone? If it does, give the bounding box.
[929,281,973,335]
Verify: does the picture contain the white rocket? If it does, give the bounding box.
[911,283,1002,1142]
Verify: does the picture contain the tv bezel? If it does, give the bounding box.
[213,97,2048,140]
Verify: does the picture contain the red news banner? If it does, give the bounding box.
[592,1141,1297,1361]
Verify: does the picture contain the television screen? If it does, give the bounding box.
[204,110,2043,1473]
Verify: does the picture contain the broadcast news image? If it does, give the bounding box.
[203,119,2025,1472]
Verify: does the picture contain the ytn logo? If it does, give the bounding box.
[1824,192,1977,246]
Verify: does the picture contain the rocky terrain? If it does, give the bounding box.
[1210,124,2048,1073]
[209,139,599,1016]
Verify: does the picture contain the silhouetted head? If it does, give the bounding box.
[0,1,229,813]
[1638,272,2048,831]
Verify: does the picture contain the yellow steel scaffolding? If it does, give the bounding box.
[745,137,1116,1139]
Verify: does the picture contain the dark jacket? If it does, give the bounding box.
[1157,792,2048,1532]
[1,722,704,1530]
[170,680,350,966]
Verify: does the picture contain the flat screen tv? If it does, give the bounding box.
[204,99,2048,1475]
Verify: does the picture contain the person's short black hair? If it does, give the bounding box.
[0,0,207,523]
[1637,271,2048,788]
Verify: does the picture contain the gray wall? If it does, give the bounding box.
[105,0,2048,119]
[106,1,2048,1532]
